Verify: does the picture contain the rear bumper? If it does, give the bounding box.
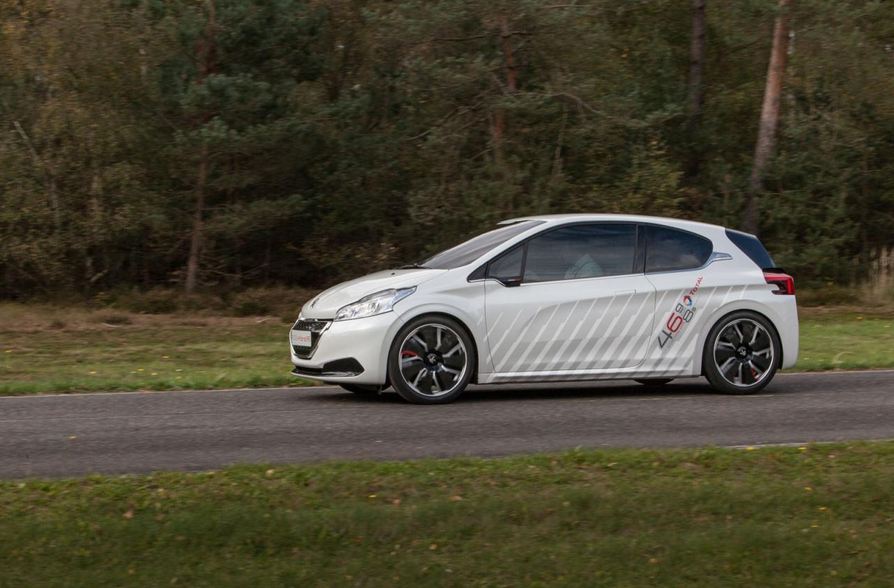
[289,312,396,385]
[777,297,799,369]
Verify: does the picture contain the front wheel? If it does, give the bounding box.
[703,311,781,395]
[388,316,475,404]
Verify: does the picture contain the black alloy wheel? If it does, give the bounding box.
[388,316,475,404]
[703,311,781,394]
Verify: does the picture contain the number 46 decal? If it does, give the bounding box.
[657,277,702,349]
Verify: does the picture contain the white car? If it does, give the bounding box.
[290,214,798,404]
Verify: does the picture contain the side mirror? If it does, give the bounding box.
[498,276,523,288]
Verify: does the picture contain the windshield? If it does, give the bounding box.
[420,221,543,270]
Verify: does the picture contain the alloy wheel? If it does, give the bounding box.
[398,323,468,398]
[712,318,775,387]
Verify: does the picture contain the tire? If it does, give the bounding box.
[339,384,382,396]
[634,378,674,386]
[388,315,475,404]
[703,310,781,395]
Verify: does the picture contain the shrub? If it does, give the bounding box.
[797,284,858,307]
[228,287,312,317]
[115,289,180,314]
[95,313,133,325]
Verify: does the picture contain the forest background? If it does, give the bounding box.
[2,0,893,302]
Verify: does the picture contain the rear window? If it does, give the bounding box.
[645,225,713,273]
[725,229,775,269]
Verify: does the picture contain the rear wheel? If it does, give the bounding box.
[703,311,781,394]
[388,316,475,404]
[634,378,674,386]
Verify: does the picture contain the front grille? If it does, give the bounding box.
[292,318,332,359]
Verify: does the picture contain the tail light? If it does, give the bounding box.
[764,271,795,295]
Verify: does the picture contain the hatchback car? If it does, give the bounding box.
[290,214,798,404]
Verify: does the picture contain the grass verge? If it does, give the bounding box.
[798,315,894,371]
[0,307,307,395]
[1,303,893,395]
[1,443,892,586]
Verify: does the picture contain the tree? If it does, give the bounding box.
[2,0,894,298]
[0,0,168,296]
[684,0,707,180]
[183,1,218,295]
[744,0,793,234]
[153,0,325,292]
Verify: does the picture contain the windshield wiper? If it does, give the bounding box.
[399,263,430,269]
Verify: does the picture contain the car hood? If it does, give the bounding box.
[301,268,445,318]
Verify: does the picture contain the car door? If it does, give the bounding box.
[640,224,718,374]
[483,223,656,375]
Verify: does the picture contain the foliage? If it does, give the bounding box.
[1,0,893,296]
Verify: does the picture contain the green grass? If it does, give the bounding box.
[1,443,892,587]
[798,315,894,370]
[1,303,893,395]
[0,318,309,395]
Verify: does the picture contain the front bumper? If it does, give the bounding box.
[291,357,365,378]
[289,312,397,385]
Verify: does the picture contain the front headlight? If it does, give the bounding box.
[334,287,416,321]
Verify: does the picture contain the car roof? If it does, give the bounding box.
[499,213,727,234]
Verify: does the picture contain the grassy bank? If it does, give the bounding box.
[0,304,306,395]
[798,314,894,371]
[1,443,892,586]
[1,303,893,395]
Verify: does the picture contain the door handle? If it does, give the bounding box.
[613,289,636,296]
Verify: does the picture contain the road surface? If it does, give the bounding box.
[2,370,893,478]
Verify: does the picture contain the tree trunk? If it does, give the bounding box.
[490,15,519,215]
[684,0,706,180]
[490,16,518,165]
[12,120,61,229]
[744,0,792,234]
[184,0,217,293]
[185,143,209,295]
[498,16,518,94]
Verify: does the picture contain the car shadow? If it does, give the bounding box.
[460,381,719,402]
[304,379,770,405]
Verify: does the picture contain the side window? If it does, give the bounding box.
[523,224,636,283]
[645,225,712,273]
[487,245,524,282]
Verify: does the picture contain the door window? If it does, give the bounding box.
[644,225,712,273]
[523,224,637,283]
[486,245,524,283]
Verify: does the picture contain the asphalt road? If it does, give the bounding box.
[2,370,893,478]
